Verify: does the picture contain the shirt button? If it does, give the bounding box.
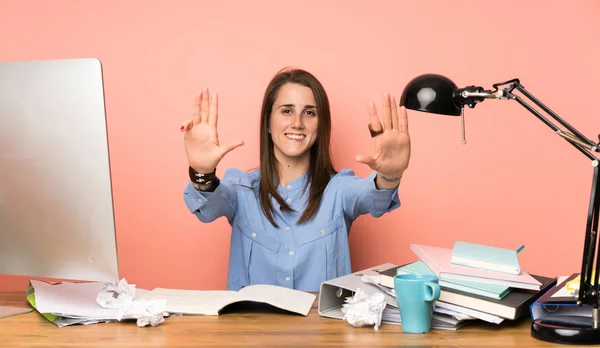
[320,229,325,234]
[286,198,291,203]
[287,185,292,189]
[285,226,290,230]
[289,250,294,256]
[285,276,291,282]
[251,232,257,238]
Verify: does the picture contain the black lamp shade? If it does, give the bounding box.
[399,74,462,116]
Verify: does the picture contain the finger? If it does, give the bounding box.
[181,119,193,132]
[354,154,376,168]
[369,101,383,133]
[209,92,218,126]
[391,96,399,130]
[382,93,392,130]
[399,106,409,134]
[193,92,202,124]
[221,140,245,156]
[200,87,210,124]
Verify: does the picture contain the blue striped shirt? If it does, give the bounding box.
[183,168,400,292]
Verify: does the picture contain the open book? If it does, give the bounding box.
[141,284,316,316]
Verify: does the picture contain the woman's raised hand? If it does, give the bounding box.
[182,87,244,173]
[355,93,411,181]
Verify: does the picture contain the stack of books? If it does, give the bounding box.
[375,243,556,327]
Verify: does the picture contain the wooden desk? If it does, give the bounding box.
[0,291,571,347]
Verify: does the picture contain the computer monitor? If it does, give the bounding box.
[0,58,119,310]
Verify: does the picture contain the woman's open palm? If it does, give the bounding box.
[182,87,244,173]
[355,94,411,179]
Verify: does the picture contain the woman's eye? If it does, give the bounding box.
[305,110,316,116]
[282,109,292,114]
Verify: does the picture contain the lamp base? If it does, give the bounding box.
[531,319,600,345]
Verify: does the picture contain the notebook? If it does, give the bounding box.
[437,274,556,320]
[374,264,555,321]
[451,241,521,274]
[411,244,542,290]
[378,261,511,300]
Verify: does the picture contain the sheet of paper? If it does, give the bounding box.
[237,284,316,316]
[361,275,396,297]
[434,300,504,324]
[0,306,33,318]
[31,280,148,319]
[142,289,238,315]
[551,275,577,299]
[433,306,475,321]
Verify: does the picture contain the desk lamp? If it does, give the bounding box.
[399,74,600,345]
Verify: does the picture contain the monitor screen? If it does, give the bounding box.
[0,58,119,282]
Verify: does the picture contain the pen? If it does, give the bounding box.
[516,245,525,253]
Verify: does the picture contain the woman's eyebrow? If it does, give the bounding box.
[278,104,317,109]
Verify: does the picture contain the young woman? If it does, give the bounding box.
[182,68,410,291]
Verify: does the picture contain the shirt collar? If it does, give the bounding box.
[278,170,309,192]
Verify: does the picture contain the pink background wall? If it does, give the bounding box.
[1,0,599,291]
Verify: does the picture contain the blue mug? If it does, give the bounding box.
[393,273,441,333]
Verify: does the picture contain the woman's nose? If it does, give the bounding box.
[290,114,304,129]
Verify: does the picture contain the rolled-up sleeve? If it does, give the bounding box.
[183,170,239,224]
[339,169,400,220]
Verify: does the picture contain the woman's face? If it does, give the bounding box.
[269,83,319,164]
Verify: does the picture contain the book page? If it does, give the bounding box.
[238,284,316,316]
[143,285,316,316]
[142,288,240,315]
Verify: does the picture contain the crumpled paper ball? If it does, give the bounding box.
[96,278,136,309]
[117,299,167,328]
[341,288,387,330]
[96,279,166,327]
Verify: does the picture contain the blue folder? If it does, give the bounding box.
[530,273,592,327]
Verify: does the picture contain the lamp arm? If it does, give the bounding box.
[511,93,598,161]
[500,82,600,310]
[461,81,600,161]
[512,83,599,155]
[503,83,600,310]
[461,80,600,312]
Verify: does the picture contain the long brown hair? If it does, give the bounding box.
[259,68,336,227]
